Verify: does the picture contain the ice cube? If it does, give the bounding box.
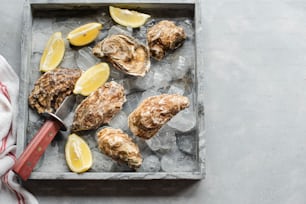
[174,39,195,65]
[36,142,68,172]
[82,133,98,149]
[172,56,190,80]
[117,78,134,95]
[60,50,77,68]
[133,136,151,153]
[146,125,176,152]
[139,89,161,102]
[52,20,76,38]
[52,17,92,37]
[96,29,108,41]
[32,19,53,53]
[33,18,53,32]
[110,67,125,80]
[151,63,172,89]
[27,119,44,138]
[108,25,132,37]
[138,155,161,172]
[132,70,154,90]
[96,12,113,30]
[177,133,196,155]
[168,95,196,132]
[153,71,171,89]
[91,150,115,172]
[109,111,129,131]
[161,147,197,172]
[177,19,195,41]
[76,47,100,70]
[122,92,142,115]
[113,163,133,172]
[167,107,196,132]
[63,110,77,133]
[32,32,52,53]
[126,26,133,33]
[167,81,185,95]
[146,18,156,27]
[133,26,147,44]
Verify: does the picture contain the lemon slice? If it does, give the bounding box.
[109,6,151,28]
[73,63,110,96]
[65,134,93,173]
[67,22,102,46]
[39,32,65,72]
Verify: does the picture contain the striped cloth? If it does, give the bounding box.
[0,55,38,204]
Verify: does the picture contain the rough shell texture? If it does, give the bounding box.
[97,127,142,169]
[72,81,126,132]
[147,20,186,60]
[92,34,150,77]
[28,68,81,114]
[128,94,190,139]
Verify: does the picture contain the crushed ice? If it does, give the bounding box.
[30,15,199,173]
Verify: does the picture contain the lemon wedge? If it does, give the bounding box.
[65,134,93,173]
[109,6,151,28]
[39,32,65,72]
[73,63,110,96]
[67,22,102,46]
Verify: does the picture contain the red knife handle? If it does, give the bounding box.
[13,120,60,181]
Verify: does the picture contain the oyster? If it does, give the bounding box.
[72,81,126,132]
[97,127,142,169]
[128,94,190,139]
[92,34,150,77]
[147,20,186,60]
[28,68,81,114]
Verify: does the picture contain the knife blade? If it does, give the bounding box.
[13,95,76,181]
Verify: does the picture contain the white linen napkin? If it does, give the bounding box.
[0,55,38,204]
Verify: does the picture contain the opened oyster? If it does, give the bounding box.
[28,68,81,114]
[93,34,150,77]
[97,127,142,169]
[147,20,186,60]
[72,81,126,132]
[128,94,190,139]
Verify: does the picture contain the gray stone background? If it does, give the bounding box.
[1,0,306,203]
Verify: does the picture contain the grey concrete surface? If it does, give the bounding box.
[1,0,306,203]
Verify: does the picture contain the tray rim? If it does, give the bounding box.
[17,0,205,180]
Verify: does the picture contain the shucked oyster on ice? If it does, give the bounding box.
[147,20,186,60]
[97,127,142,169]
[93,34,150,77]
[29,68,82,114]
[72,81,126,132]
[128,94,190,139]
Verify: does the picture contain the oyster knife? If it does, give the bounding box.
[13,95,75,181]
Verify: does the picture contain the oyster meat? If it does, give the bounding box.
[97,127,142,169]
[72,81,126,132]
[28,68,82,114]
[92,34,150,77]
[128,94,190,139]
[147,20,186,60]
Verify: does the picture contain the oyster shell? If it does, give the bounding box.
[128,94,190,139]
[147,20,186,60]
[28,68,82,114]
[72,81,126,132]
[97,127,142,169]
[93,34,150,77]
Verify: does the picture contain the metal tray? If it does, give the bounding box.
[17,0,205,180]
